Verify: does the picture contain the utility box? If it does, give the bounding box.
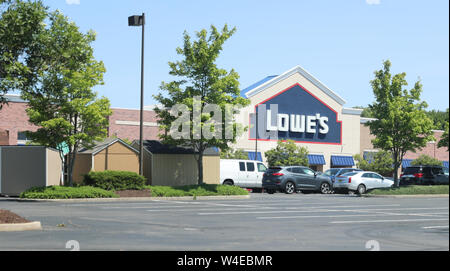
[0,146,62,196]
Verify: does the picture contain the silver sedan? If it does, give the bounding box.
[333,171,394,194]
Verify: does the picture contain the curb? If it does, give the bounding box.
[362,194,449,198]
[0,221,42,232]
[3,195,251,203]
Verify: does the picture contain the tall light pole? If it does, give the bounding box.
[128,13,145,176]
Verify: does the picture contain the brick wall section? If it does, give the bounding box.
[0,102,162,145]
[404,131,449,162]
[361,124,449,162]
[0,128,9,145]
[0,102,39,145]
[108,108,161,142]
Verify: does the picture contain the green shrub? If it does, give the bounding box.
[83,170,146,191]
[144,184,249,197]
[20,186,118,199]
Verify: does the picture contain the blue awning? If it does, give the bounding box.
[247,151,263,162]
[331,155,355,166]
[402,159,412,168]
[308,154,326,165]
[443,161,449,168]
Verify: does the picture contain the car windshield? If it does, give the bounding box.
[266,167,282,174]
[403,167,421,174]
[342,172,359,177]
[324,169,339,176]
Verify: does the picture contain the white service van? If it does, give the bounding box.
[220,159,267,189]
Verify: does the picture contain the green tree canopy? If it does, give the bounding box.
[367,60,434,186]
[21,10,110,186]
[220,148,248,160]
[354,150,394,177]
[265,140,309,167]
[410,155,443,167]
[153,25,250,185]
[425,109,449,131]
[0,0,48,107]
[437,109,449,151]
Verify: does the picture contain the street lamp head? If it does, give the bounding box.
[128,14,144,26]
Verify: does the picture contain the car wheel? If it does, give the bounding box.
[320,182,332,194]
[267,189,275,194]
[223,180,233,186]
[284,181,296,194]
[357,184,367,195]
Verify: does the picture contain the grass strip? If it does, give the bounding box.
[367,185,449,195]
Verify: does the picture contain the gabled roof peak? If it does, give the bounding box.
[242,65,346,106]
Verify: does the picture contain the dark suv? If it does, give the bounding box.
[400,165,449,185]
[262,166,333,194]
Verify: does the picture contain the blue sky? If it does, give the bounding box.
[41,0,449,111]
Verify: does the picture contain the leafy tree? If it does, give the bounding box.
[22,10,111,186]
[153,25,250,185]
[354,150,394,176]
[367,60,434,187]
[411,154,443,167]
[353,106,374,118]
[425,109,448,130]
[265,140,309,167]
[0,0,48,107]
[437,110,449,151]
[220,148,248,160]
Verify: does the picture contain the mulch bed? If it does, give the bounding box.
[0,209,30,224]
[115,189,152,198]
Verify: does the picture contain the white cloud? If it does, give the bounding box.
[66,0,80,5]
[366,0,381,5]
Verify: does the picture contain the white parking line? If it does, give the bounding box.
[197,207,448,216]
[330,218,449,224]
[422,226,448,229]
[422,225,449,229]
[257,212,448,220]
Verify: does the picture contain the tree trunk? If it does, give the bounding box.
[393,161,400,188]
[66,148,78,187]
[197,151,204,186]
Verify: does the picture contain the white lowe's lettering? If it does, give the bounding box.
[266,110,329,134]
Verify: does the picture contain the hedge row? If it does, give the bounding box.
[20,186,118,199]
[83,170,146,191]
[146,184,249,197]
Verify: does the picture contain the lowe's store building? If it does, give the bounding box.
[232,65,448,172]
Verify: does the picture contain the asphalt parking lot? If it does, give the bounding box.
[0,193,448,251]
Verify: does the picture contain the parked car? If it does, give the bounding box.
[262,166,333,194]
[323,168,363,183]
[400,165,449,185]
[334,171,394,194]
[220,159,267,189]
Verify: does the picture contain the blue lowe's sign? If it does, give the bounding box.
[249,83,342,145]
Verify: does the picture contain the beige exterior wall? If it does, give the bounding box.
[360,123,376,155]
[150,154,220,186]
[202,156,220,184]
[233,71,361,171]
[73,154,92,184]
[93,142,139,173]
[151,154,198,186]
[46,148,62,186]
